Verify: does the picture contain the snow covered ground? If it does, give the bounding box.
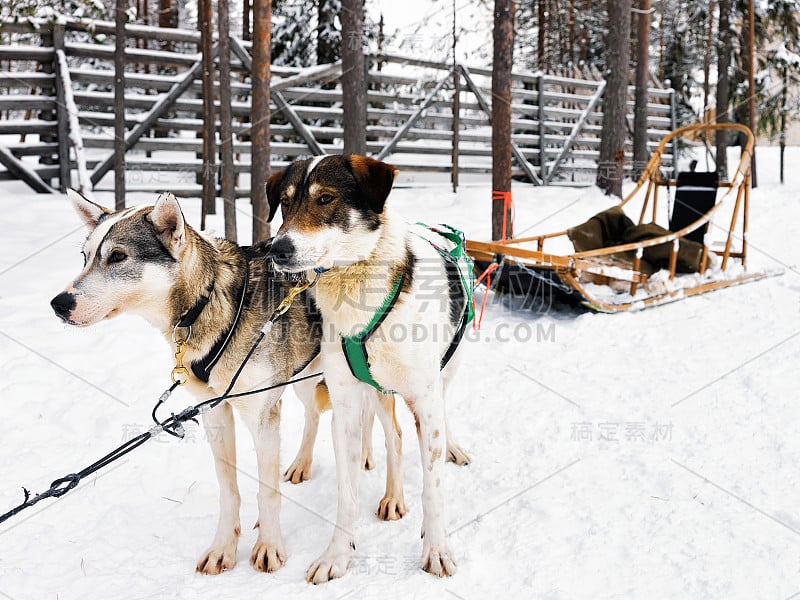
[0,147,798,600]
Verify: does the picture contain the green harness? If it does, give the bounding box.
[340,224,474,394]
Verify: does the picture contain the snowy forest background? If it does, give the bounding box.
[2,3,800,598]
[4,0,800,143]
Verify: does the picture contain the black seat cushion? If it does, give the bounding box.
[670,171,719,245]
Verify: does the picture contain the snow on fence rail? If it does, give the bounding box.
[0,17,676,196]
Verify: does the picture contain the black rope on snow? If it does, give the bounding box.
[0,327,322,526]
[151,381,182,438]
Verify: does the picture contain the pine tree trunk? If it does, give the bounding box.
[554,1,563,70]
[716,0,731,180]
[243,0,251,40]
[341,0,366,155]
[157,0,177,52]
[114,0,126,210]
[218,0,237,241]
[703,1,715,123]
[200,0,216,222]
[633,0,651,179]
[745,0,757,187]
[580,0,589,65]
[781,66,787,184]
[568,0,576,66]
[317,0,337,64]
[597,0,631,197]
[658,5,665,81]
[537,0,546,71]
[251,0,271,241]
[492,0,514,241]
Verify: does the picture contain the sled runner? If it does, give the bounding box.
[467,123,774,313]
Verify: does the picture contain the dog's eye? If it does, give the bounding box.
[107,250,127,264]
[317,194,334,205]
[81,251,87,266]
[281,195,289,206]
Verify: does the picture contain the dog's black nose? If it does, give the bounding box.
[50,292,76,320]
[270,235,295,265]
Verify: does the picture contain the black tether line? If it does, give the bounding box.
[0,326,322,525]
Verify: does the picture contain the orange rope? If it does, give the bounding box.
[472,262,499,331]
[473,191,512,330]
[492,189,513,243]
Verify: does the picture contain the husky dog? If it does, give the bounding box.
[50,190,406,575]
[266,154,471,582]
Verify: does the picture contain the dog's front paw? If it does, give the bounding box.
[250,537,287,573]
[447,442,471,466]
[421,543,457,577]
[306,547,354,584]
[196,540,238,575]
[377,493,407,521]
[284,457,312,484]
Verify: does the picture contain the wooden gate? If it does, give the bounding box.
[0,18,675,198]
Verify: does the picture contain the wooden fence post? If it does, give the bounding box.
[341,0,366,155]
[376,75,449,161]
[545,81,606,184]
[537,74,547,185]
[218,0,237,241]
[451,63,459,193]
[37,23,57,186]
[670,87,678,175]
[491,0,514,241]
[114,0,126,209]
[52,22,71,192]
[200,0,216,224]
[90,59,206,186]
[250,0,271,242]
[0,26,676,194]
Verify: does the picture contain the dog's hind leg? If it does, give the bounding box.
[374,392,406,521]
[445,425,471,466]
[412,415,471,466]
[441,354,471,466]
[196,400,241,575]
[408,374,457,577]
[241,392,288,573]
[361,396,376,470]
[284,370,325,484]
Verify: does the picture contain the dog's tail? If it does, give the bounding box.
[315,380,332,413]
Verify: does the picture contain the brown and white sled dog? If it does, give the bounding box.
[266,154,471,582]
[50,190,407,575]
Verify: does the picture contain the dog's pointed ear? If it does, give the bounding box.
[266,169,287,222]
[347,155,398,214]
[149,192,186,248]
[67,188,111,230]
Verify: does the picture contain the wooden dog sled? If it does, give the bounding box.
[468,123,774,313]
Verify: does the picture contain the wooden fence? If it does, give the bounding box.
[0,17,676,197]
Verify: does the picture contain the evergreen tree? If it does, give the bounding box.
[725,1,800,143]
[757,1,800,141]
[516,0,605,73]
[717,0,732,178]
[633,0,652,178]
[271,0,319,66]
[1,0,112,24]
[271,0,379,67]
[597,0,631,197]
[659,0,710,119]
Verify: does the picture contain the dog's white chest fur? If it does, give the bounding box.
[314,216,459,393]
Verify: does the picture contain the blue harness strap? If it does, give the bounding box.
[340,224,474,392]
